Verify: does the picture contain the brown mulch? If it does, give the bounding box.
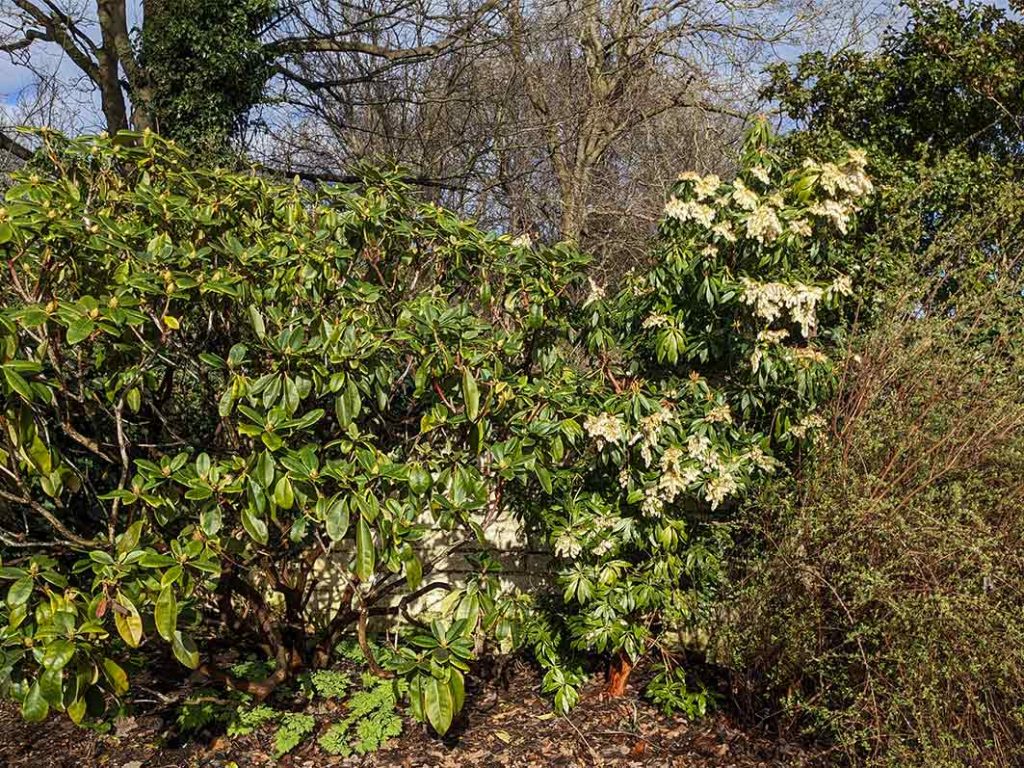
[0,665,822,768]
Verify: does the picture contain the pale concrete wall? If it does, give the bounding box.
[309,514,552,629]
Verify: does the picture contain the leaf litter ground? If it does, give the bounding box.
[0,661,824,767]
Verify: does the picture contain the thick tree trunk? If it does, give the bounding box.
[96,0,155,132]
[94,0,131,133]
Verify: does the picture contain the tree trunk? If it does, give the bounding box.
[94,0,131,133]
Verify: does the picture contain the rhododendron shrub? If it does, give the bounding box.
[0,122,870,724]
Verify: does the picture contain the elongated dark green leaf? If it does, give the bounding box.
[462,367,480,421]
[423,676,454,735]
[355,517,375,582]
[21,681,48,722]
[405,553,423,590]
[535,466,553,494]
[325,496,349,542]
[154,585,177,642]
[39,668,64,706]
[248,305,266,340]
[449,670,465,715]
[335,377,362,427]
[3,367,33,401]
[171,631,199,669]
[256,451,275,488]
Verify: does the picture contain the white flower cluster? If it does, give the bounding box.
[731,179,760,211]
[554,533,582,558]
[745,205,784,244]
[664,197,715,227]
[741,273,854,340]
[749,165,771,185]
[789,219,813,237]
[678,171,722,200]
[657,446,700,505]
[712,221,737,243]
[808,199,854,234]
[793,347,828,365]
[687,434,742,510]
[744,445,777,473]
[667,147,871,251]
[801,150,873,235]
[704,403,732,424]
[633,407,673,467]
[592,538,614,557]
[642,313,670,329]
[808,150,873,198]
[750,328,791,371]
[758,329,790,343]
[829,274,853,296]
[739,278,825,337]
[705,474,739,510]
[584,412,624,447]
[629,422,760,514]
[584,277,606,306]
[788,413,826,440]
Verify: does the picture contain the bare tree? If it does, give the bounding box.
[255,1,896,271]
[1,0,901,264]
[0,0,502,157]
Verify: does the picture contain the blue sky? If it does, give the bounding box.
[0,1,1017,129]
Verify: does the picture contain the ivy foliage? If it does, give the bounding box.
[0,124,869,726]
[138,0,275,157]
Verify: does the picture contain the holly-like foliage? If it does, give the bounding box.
[0,124,869,726]
[766,0,1024,168]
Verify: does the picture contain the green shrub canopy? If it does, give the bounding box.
[0,126,868,728]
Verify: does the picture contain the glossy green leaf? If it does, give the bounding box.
[462,367,480,421]
[7,577,32,607]
[241,506,268,545]
[325,496,349,542]
[102,657,129,695]
[65,319,94,345]
[355,516,375,582]
[113,592,143,648]
[423,676,454,735]
[248,305,266,340]
[171,631,200,669]
[21,682,48,722]
[42,639,75,672]
[154,585,177,642]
